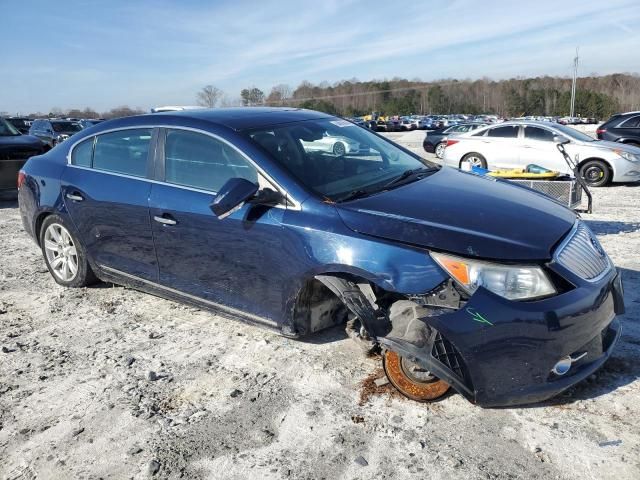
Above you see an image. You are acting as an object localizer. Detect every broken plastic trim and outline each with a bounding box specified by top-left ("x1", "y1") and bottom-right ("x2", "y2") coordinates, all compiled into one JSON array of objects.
[{"x1": 315, "y1": 275, "x2": 473, "y2": 400}]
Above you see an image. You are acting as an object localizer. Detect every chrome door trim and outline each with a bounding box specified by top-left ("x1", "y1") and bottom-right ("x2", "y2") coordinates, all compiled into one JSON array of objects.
[
  {"x1": 98, "y1": 264, "x2": 279, "y2": 327},
  {"x1": 66, "y1": 124, "x2": 301, "y2": 210}
]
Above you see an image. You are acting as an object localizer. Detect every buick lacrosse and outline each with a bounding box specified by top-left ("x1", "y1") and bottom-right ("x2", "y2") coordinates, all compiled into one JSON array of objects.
[{"x1": 18, "y1": 108, "x2": 623, "y2": 406}]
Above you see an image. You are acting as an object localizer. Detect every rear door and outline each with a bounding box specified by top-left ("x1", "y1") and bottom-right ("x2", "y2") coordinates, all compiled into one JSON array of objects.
[
  {"x1": 148, "y1": 128, "x2": 288, "y2": 324},
  {"x1": 479, "y1": 125, "x2": 522, "y2": 168},
  {"x1": 62, "y1": 128, "x2": 159, "y2": 281}
]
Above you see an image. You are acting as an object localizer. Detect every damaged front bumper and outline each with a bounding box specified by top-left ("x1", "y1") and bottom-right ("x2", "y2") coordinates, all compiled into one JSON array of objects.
[{"x1": 380, "y1": 268, "x2": 624, "y2": 407}]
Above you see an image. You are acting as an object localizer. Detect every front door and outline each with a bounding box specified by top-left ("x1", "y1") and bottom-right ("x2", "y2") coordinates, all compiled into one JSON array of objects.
[
  {"x1": 148, "y1": 128, "x2": 288, "y2": 324},
  {"x1": 62, "y1": 128, "x2": 158, "y2": 281},
  {"x1": 520, "y1": 125, "x2": 571, "y2": 174}
]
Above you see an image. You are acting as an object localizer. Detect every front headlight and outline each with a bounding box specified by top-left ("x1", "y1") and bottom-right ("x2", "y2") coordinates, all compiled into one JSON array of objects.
[
  {"x1": 431, "y1": 252, "x2": 557, "y2": 300},
  {"x1": 614, "y1": 149, "x2": 640, "y2": 162}
]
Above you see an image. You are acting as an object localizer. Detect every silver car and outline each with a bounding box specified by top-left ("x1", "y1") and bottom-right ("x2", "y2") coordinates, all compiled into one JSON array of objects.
[
  {"x1": 300, "y1": 132, "x2": 363, "y2": 156},
  {"x1": 442, "y1": 121, "x2": 640, "y2": 186}
]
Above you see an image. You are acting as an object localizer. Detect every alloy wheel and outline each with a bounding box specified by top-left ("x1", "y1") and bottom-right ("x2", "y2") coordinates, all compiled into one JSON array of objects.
[
  {"x1": 43, "y1": 223, "x2": 79, "y2": 282},
  {"x1": 435, "y1": 142, "x2": 446, "y2": 158}
]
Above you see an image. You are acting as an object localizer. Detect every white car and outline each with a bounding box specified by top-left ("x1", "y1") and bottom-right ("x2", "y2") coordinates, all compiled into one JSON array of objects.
[
  {"x1": 442, "y1": 121, "x2": 640, "y2": 186},
  {"x1": 300, "y1": 132, "x2": 363, "y2": 156}
]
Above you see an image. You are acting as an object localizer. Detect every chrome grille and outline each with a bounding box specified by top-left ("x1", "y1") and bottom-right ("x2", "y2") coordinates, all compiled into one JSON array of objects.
[{"x1": 554, "y1": 222, "x2": 611, "y2": 280}]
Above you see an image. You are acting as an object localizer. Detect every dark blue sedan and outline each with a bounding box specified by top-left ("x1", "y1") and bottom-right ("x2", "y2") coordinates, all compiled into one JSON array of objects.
[{"x1": 17, "y1": 108, "x2": 623, "y2": 406}]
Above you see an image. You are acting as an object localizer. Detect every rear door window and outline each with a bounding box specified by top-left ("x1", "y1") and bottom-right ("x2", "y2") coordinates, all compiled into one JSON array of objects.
[
  {"x1": 619, "y1": 116, "x2": 640, "y2": 128},
  {"x1": 487, "y1": 126, "x2": 519, "y2": 138},
  {"x1": 93, "y1": 129, "x2": 152, "y2": 177},
  {"x1": 164, "y1": 129, "x2": 258, "y2": 192}
]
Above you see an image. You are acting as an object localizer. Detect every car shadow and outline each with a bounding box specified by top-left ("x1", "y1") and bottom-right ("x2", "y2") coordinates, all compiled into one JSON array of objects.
[
  {"x1": 0, "y1": 198, "x2": 18, "y2": 209},
  {"x1": 584, "y1": 219, "x2": 640, "y2": 235}
]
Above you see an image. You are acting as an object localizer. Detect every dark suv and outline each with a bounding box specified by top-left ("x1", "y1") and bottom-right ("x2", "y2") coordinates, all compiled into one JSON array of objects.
[
  {"x1": 597, "y1": 111, "x2": 640, "y2": 147},
  {"x1": 29, "y1": 119, "x2": 83, "y2": 148}
]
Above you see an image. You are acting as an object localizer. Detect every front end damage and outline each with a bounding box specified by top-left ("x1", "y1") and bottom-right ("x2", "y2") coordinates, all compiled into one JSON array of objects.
[{"x1": 316, "y1": 266, "x2": 624, "y2": 407}]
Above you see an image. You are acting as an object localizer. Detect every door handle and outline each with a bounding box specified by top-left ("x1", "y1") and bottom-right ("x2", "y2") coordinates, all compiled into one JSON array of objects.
[
  {"x1": 66, "y1": 193, "x2": 84, "y2": 202},
  {"x1": 154, "y1": 215, "x2": 177, "y2": 226}
]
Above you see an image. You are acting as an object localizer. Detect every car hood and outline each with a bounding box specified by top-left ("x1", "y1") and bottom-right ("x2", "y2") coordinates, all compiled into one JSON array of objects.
[{"x1": 335, "y1": 167, "x2": 577, "y2": 261}]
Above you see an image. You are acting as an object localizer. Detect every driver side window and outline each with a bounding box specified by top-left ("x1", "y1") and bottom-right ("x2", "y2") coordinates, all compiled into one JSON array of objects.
[
  {"x1": 524, "y1": 126, "x2": 556, "y2": 142},
  {"x1": 164, "y1": 129, "x2": 258, "y2": 192}
]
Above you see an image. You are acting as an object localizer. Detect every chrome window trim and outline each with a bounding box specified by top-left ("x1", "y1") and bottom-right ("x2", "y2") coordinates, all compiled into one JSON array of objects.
[
  {"x1": 551, "y1": 221, "x2": 612, "y2": 283},
  {"x1": 66, "y1": 124, "x2": 301, "y2": 210},
  {"x1": 98, "y1": 264, "x2": 278, "y2": 327}
]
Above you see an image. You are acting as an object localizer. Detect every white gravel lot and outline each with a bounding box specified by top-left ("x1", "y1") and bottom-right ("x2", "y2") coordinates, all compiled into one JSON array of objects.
[{"x1": 0, "y1": 132, "x2": 639, "y2": 479}]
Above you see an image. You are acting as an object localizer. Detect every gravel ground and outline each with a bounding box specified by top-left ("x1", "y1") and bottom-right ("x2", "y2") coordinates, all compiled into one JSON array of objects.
[{"x1": 0, "y1": 142, "x2": 639, "y2": 479}]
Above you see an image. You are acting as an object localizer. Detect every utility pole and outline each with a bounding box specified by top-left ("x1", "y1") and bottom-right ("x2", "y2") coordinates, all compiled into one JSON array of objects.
[{"x1": 570, "y1": 47, "x2": 579, "y2": 118}]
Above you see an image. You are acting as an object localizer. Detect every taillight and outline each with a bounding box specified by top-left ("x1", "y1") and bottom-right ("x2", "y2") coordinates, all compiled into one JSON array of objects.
[
  {"x1": 17, "y1": 171, "x2": 26, "y2": 189},
  {"x1": 596, "y1": 128, "x2": 606, "y2": 135},
  {"x1": 446, "y1": 139, "x2": 459, "y2": 148}
]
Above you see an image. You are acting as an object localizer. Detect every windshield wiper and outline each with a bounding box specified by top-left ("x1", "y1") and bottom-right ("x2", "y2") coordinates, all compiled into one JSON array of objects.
[
  {"x1": 383, "y1": 167, "x2": 437, "y2": 189},
  {"x1": 336, "y1": 189, "x2": 377, "y2": 203}
]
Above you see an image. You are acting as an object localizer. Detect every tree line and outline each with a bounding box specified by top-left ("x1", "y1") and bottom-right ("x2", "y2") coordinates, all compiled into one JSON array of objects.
[
  {"x1": 11, "y1": 73, "x2": 637, "y2": 121},
  {"x1": 201, "y1": 73, "x2": 640, "y2": 119}
]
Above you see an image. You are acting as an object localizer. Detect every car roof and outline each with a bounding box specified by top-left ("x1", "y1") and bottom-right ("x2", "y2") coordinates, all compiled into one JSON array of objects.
[{"x1": 148, "y1": 107, "x2": 333, "y2": 130}]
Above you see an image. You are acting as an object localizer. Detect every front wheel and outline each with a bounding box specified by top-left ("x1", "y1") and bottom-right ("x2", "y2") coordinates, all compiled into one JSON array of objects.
[
  {"x1": 383, "y1": 350, "x2": 450, "y2": 402},
  {"x1": 40, "y1": 215, "x2": 97, "y2": 287},
  {"x1": 333, "y1": 142, "x2": 346, "y2": 156},
  {"x1": 580, "y1": 159, "x2": 611, "y2": 187}
]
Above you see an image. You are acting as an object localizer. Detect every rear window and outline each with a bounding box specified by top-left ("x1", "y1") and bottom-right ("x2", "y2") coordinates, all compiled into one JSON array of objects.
[
  {"x1": 71, "y1": 138, "x2": 94, "y2": 167},
  {"x1": 92, "y1": 129, "x2": 152, "y2": 177}
]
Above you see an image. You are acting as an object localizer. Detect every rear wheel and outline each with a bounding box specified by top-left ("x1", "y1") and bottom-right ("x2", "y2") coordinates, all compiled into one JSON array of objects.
[
  {"x1": 40, "y1": 215, "x2": 97, "y2": 287},
  {"x1": 383, "y1": 350, "x2": 450, "y2": 402},
  {"x1": 580, "y1": 159, "x2": 611, "y2": 187},
  {"x1": 460, "y1": 152, "x2": 487, "y2": 169},
  {"x1": 435, "y1": 142, "x2": 446, "y2": 159}
]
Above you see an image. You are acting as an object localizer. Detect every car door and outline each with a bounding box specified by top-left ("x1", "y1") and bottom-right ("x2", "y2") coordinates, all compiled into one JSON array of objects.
[
  {"x1": 520, "y1": 125, "x2": 570, "y2": 173},
  {"x1": 148, "y1": 128, "x2": 288, "y2": 324},
  {"x1": 478, "y1": 125, "x2": 522, "y2": 169},
  {"x1": 62, "y1": 128, "x2": 159, "y2": 281}
]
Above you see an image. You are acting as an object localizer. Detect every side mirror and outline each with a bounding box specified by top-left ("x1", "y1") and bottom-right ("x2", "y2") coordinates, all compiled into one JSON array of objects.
[
  {"x1": 553, "y1": 135, "x2": 569, "y2": 144},
  {"x1": 210, "y1": 178, "x2": 259, "y2": 219}
]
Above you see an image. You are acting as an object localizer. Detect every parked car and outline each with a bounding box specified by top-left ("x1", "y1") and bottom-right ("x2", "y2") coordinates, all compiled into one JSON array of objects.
[
  {"x1": 18, "y1": 108, "x2": 623, "y2": 407},
  {"x1": 6, "y1": 117, "x2": 33, "y2": 135},
  {"x1": 300, "y1": 131, "x2": 364, "y2": 156},
  {"x1": 29, "y1": 119, "x2": 82, "y2": 148},
  {"x1": 596, "y1": 111, "x2": 640, "y2": 148},
  {"x1": 78, "y1": 119, "x2": 105, "y2": 129},
  {"x1": 423, "y1": 123, "x2": 487, "y2": 158},
  {"x1": 0, "y1": 117, "x2": 46, "y2": 193},
  {"x1": 442, "y1": 121, "x2": 640, "y2": 186},
  {"x1": 399, "y1": 118, "x2": 416, "y2": 131}
]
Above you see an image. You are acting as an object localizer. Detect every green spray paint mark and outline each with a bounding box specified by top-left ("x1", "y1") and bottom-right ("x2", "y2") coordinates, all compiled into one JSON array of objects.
[{"x1": 466, "y1": 308, "x2": 494, "y2": 326}]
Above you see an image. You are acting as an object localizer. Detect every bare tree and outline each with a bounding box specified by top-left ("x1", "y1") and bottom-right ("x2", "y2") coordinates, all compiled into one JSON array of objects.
[
  {"x1": 266, "y1": 84, "x2": 292, "y2": 105},
  {"x1": 196, "y1": 85, "x2": 223, "y2": 108}
]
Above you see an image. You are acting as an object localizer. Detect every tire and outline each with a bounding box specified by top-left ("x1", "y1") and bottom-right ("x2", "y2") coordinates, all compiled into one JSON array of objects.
[
  {"x1": 460, "y1": 152, "x2": 487, "y2": 169},
  {"x1": 435, "y1": 142, "x2": 446, "y2": 159},
  {"x1": 579, "y1": 159, "x2": 611, "y2": 187},
  {"x1": 333, "y1": 142, "x2": 346, "y2": 156},
  {"x1": 39, "y1": 214, "x2": 97, "y2": 287}
]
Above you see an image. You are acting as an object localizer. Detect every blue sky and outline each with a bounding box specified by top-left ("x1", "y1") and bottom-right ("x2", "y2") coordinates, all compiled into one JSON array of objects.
[{"x1": 2, "y1": 0, "x2": 639, "y2": 114}]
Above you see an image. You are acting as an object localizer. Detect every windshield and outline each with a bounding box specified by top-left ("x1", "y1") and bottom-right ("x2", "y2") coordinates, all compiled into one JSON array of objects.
[
  {"x1": 553, "y1": 124, "x2": 595, "y2": 142},
  {"x1": 245, "y1": 118, "x2": 438, "y2": 201},
  {"x1": 0, "y1": 118, "x2": 21, "y2": 136},
  {"x1": 52, "y1": 121, "x2": 82, "y2": 133}
]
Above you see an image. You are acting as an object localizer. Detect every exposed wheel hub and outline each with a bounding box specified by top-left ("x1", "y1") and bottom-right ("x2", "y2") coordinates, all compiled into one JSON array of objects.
[{"x1": 383, "y1": 350, "x2": 450, "y2": 402}]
